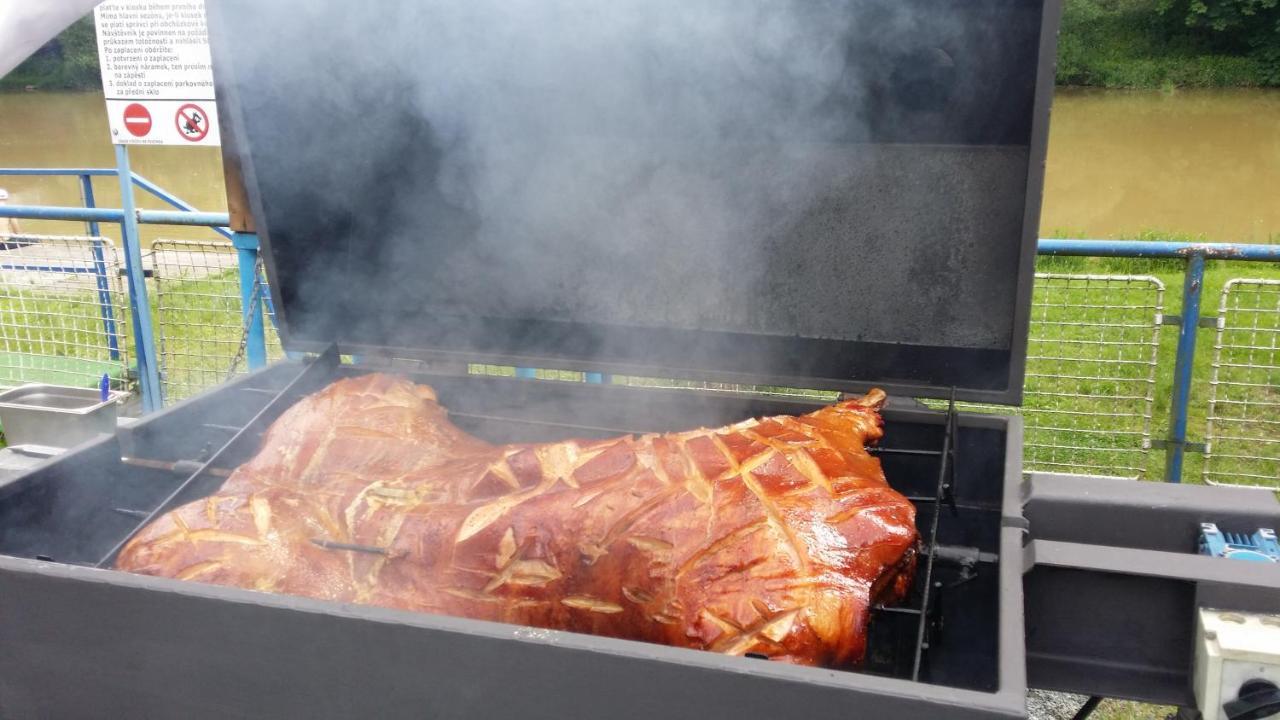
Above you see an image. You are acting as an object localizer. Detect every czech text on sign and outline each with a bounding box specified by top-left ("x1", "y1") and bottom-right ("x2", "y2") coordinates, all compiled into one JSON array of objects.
[{"x1": 95, "y1": 0, "x2": 220, "y2": 146}]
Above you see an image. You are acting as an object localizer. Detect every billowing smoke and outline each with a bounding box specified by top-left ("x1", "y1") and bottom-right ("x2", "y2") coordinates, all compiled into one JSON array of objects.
[{"x1": 212, "y1": 0, "x2": 1043, "y2": 385}]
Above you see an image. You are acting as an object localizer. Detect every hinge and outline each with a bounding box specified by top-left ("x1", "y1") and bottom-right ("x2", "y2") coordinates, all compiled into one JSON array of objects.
[{"x1": 1151, "y1": 438, "x2": 1207, "y2": 454}]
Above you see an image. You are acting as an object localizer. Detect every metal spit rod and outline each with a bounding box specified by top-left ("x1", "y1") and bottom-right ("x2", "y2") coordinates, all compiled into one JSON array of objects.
[{"x1": 96, "y1": 345, "x2": 341, "y2": 567}]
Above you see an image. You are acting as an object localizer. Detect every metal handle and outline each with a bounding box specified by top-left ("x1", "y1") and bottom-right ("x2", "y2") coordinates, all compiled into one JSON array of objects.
[{"x1": 1224, "y1": 680, "x2": 1280, "y2": 720}]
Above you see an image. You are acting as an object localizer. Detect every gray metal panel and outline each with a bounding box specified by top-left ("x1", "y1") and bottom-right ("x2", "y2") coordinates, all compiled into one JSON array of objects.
[
  {"x1": 207, "y1": 0, "x2": 1060, "y2": 404},
  {"x1": 1021, "y1": 473, "x2": 1280, "y2": 706},
  {"x1": 0, "y1": 558, "x2": 1026, "y2": 720},
  {"x1": 1022, "y1": 472, "x2": 1280, "y2": 553}
]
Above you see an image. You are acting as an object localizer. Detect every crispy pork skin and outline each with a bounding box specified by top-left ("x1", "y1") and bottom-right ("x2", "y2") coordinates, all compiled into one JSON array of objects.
[{"x1": 117, "y1": 374, "x2": 917, "y2": 667}]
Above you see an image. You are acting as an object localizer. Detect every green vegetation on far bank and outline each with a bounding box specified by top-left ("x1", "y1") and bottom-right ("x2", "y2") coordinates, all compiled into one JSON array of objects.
[
  {"x1": 5, "y1": 2, "x2": 1280, "y2": 93},
  {"x1": 0, "y1": 17, "x2": 100, "y2": 91},
  {"x1": 1060, "y1": 0, "x2": 1280, "y2": 88}
]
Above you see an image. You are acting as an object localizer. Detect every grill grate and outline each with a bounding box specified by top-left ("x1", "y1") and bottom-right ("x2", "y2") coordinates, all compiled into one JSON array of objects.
[{"x1": 866, "y1": 389, "x2": 993, "y2": 683}]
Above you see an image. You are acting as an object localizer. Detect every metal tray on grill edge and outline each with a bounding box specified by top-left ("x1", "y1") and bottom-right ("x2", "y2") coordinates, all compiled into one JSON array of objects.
[{"x1": 0, "y1": 362, "x2": 1029, "y2": 719}]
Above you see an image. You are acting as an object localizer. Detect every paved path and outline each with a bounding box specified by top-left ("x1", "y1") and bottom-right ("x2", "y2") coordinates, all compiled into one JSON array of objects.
[{"x1": 0, "y1": 239, "x2": 237, "y2": 292}]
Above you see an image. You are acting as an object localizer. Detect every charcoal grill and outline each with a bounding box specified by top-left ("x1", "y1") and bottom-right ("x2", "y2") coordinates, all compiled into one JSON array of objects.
[{"x1": 1, "y1": 1, "x2": 1277, "y2": 718}]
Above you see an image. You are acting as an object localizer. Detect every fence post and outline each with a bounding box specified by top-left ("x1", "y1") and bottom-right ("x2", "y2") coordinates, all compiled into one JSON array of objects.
[
  {"x1": 80, "y1": 174, "x2": 122, "y2": 362},
  {"x1": 232, "y1": 232, "x2": 267, "y2": 370},
  {"x1": 114, "y1": 146, "x2": 163, "y2": 412},
  {"x1": 1164, "y1": 252, "x2": 1206, "y2": 483}
]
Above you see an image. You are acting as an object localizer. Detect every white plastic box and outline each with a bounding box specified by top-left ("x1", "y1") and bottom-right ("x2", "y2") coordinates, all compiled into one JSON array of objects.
[{"x1": 1194, "y1": 608, "x2": 1280, "y2": 720}]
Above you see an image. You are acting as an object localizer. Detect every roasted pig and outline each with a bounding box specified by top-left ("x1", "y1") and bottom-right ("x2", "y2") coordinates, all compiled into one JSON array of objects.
[{"x1": 117, "y1": 374, "x2": 918, "y2": 667}]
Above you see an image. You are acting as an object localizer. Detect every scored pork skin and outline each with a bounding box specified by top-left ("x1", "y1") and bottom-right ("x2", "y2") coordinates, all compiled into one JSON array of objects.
[{"x1": 117, "y1": 374, "x2": 918, "y2": 667}]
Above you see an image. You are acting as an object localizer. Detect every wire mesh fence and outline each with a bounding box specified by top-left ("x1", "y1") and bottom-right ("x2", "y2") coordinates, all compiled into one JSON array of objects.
[
  {"x1": 152, "y1": 239, "x2": 283, "y2": 403},
  {"x1": 1014, "y1": 273, "x2": 1165, "y2": 478},
  {"x1": 0, "y1": 237, "x2": 1215, "y2": 483},
  {"x1": 0, "y1": 234, "x2": 132, "y2": 392},
  {"x1": 1204, "y1": 279, "x2": 1280, "y2": 490}
]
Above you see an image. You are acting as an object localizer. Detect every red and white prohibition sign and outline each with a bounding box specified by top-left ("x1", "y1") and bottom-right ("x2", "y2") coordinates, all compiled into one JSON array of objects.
[{"x1": 175, "y1": 103, "x2": 211, "y2": 142}]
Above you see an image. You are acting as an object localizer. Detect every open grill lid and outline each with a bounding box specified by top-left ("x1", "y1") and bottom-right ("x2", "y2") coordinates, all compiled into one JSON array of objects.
[{"x1": 207, "y1": 0, "x2": 1060, "y2": 405}]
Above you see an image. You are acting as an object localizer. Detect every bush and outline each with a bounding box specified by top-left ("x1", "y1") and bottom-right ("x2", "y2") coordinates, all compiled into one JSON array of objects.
[{"x1": 1058, "y1": 0, "x2": 1280, "y2": 86}]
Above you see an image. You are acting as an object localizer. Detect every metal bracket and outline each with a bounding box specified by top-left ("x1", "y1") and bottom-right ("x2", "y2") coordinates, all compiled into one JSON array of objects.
[
  {"x1": 1152, "y1": 438, "x2": 1208, "y2": 454},
  {"x1": 1160, "y1": 314, "x2": 1219, "y2": 329}
]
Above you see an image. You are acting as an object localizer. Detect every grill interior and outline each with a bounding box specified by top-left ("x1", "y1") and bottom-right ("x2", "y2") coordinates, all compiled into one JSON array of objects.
[{"x1": 0, "y1": 356, "x2": 1007, "y2": 692}]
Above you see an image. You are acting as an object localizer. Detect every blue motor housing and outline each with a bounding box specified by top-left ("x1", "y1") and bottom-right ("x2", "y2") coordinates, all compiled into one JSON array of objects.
[{"x1": 1199, "y1": 523, "x2": 1280, "y2": 563}]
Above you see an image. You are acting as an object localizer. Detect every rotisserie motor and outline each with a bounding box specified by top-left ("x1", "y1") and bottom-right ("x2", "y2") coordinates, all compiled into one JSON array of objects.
[{"x1": 117, "y1": 374, "x2": 918, "y2": 667}]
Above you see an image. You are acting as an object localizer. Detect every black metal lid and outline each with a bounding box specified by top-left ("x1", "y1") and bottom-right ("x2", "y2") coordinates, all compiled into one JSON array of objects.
[{"x1": 208, "y1": 0, "x2": 1061, "y2": 404}]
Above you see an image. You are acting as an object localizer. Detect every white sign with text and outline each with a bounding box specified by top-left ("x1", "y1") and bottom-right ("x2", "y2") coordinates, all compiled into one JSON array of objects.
[{"x1": 95, "y1": 0, "x2": 220, "y2": 146}]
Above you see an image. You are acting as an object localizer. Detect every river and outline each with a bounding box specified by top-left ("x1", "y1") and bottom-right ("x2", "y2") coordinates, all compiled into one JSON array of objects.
[{"x1": 1, "y1": 88, "x2": 1278, "y2": 245}]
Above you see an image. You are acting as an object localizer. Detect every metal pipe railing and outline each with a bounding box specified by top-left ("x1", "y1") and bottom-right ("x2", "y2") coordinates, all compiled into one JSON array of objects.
[
  {"x1": 1039, "y1": 238, "x2": 1280, "y2": 262},
  {"x1": 1, "y1": 177, "x2": 1278, "y2": 482},
  {"x1": 0, "y1": 204, "x2": 231, "y2": 229},
  {"x1": 0, "y1": 168, "x2": 243, "y2": 413}
]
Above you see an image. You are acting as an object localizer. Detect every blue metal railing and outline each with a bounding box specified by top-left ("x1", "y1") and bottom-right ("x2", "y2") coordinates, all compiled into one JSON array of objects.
[
  {"x1": 1, "y1": 173, "x2": 1278, "y2": 482},
  {"x1": 0, "y1": 165, "x2": 236, "y2": 412},
  {"x1": 1038, "y1": 239, "x2": 1280, "y2": 482}
]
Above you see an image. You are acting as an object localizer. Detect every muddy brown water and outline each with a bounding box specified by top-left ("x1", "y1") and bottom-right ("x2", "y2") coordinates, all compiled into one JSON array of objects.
[{"x1": 1, "y1": 88, "x2": 1278, "y2": 246}]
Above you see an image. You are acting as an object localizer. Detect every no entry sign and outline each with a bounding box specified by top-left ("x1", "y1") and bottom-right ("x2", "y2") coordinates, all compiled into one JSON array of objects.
[
  {"x1": 122, "y1": 103, "x2": 152, "y2": 137},
  {"x1": 95, "y1": 0, "x2": 220, "y2": 146}
]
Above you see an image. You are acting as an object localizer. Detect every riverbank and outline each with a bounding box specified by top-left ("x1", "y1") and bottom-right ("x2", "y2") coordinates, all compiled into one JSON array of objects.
[
  {"x1": 4, "y1": 3, "x2": 1279, "y2": 93},
  {"x1": 2, "y1": 88, "x2": 1279, "y2": 243}
]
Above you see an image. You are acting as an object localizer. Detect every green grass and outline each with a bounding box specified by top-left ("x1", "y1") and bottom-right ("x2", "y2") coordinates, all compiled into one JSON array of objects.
[
  {"x1": 0, "y1": 267, "x2": 283, "y2": 417},
  {"x1": 0, "y1": 287, "x2": 134, "y2": 393}
]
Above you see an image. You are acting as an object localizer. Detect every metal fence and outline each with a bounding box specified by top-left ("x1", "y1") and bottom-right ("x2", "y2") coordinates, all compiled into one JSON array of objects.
[
  {"x1": 0, "y1": 234, "x2": 131, "y2": 392},
  {"x1": 153, "y1": 239, "x2": 282, "y2": 402},
  {"x1": 2, "y1": 180, "x2": 1279, "y2": 485},
  {"x1": 1019, "y1": 274, "x2": 1164, "y2": 479},
  {"x1": 0, "y1": 234, "x2": 1262, "y2": 487},
  {"x1": 1205, "y1": 279, "x2": 1280, "y2": 490}
]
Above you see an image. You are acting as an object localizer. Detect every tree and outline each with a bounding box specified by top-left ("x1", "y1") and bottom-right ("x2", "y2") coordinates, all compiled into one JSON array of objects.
[
  {"x1": 1157, "y1": 0, "x2": 1280, "y2": 81},
  {"x1": 1158, "y1": 0, "x2": 1280, "y2": 34},
  {"x1": 2, "y1": 16, "x2": 100, "y2": 90}
]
